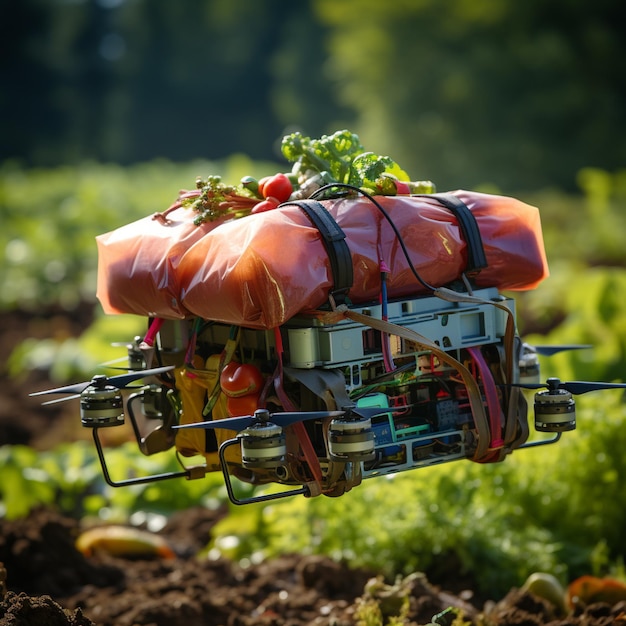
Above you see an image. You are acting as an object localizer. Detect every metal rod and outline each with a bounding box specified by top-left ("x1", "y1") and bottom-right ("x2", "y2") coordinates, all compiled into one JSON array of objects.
[
  {"x1": 218, "y1": 438, "x2": 308, "y2": 505},
  {"x1": 92, "y1": 428, "x2": 189, "y2": 487},
  {"x1": 518, "y1": 432, "x2": 562, "y2": 449}
]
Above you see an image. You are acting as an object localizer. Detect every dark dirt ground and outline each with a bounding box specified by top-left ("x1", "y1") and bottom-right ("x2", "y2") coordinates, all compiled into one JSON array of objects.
[{"x1": 2, "y1": 307, "x2": 626, "y2": 625}]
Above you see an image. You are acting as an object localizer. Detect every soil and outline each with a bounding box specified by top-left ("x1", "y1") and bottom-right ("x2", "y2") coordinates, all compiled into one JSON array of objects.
[{"x1": 2, "y1": 307, "x2": 626, "y2": 625}]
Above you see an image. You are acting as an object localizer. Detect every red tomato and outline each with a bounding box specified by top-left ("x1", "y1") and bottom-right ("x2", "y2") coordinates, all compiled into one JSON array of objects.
[
  {"x1": 250, "y1": 197, "x2": 280, "y2": 214},
  {"x1": 261, "y1": 173, "x2": 292, "y2": 203},
  {"x1": 227, "y1": 394, "x2": 262, "y2": 418},
  {"x1": 220, "y1": 362, "x2": 264, "y2": 398},
  {"x1": 220, "y1": 362, "x2": 265, "y2": 417},
  {"x1": 257, "y1": 176, "x2": 272, "y2": 197}
]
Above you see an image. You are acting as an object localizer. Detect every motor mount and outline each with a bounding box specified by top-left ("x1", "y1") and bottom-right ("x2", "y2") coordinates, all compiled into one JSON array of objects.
[
  {"x1": 80, "y1": 376, "x2": 125, "y2": 428},
  {"x1": 534, "y1": 377, "x2": 576, "y2": 432},
  {"x1": 239, "y1": 410, "x2": 287, "y2": 469},
  {"x1": 328, "y1": 416, "x2": 375, "y2": 462}
]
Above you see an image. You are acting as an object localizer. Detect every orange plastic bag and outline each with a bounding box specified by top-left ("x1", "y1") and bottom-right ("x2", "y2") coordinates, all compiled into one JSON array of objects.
[
  {"x1": 96, "y1": 191, "x2": 548, "y2": 328},
  {"x1": 95, "y1": 206, "x2": 226, "y2": 319},
  {"x1": 177, "y1": 191, "x2": 548, "y2": 327}
]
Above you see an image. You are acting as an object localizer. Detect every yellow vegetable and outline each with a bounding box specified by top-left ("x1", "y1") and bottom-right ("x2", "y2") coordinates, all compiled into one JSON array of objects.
[
  {"x1": 76, "y1": 525, "x2": 176, "y2": 559},
  {"x1": 521, "y1": 572, "x2": 567, "y2": 614}
]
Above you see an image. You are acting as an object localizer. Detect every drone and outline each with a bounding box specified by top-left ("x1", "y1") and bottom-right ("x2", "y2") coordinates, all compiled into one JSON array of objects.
[
  {"x1": 31, "y1": 286, "x2": 626, "y2": 506},
  {"x1": 29, "y1": 182, "x2": 626, "y2": 505}
]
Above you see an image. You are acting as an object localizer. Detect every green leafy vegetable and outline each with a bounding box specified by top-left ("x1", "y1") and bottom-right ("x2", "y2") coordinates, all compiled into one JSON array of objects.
[
  {"x1": 281, "y1": 129, "x2": 364, "y2": 183},
  {"x1": 280, "y1": 129, "x2": 414, "y2": 194},
  {"x1": 181, "y1": 175, "x2": 259, "y2": 225},
  {"x1": 349, "y1": 151, "x2": 397, "y2": 188}
]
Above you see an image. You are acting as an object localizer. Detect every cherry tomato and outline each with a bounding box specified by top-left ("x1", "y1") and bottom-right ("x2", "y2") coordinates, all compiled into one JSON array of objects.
[
  {"x1": 261, "y1": 173, "x2": 292, "y2": 203},
  {"x1": 220, "y1": 362, "x2": 265, "y2": 417},
  {"x1": 220, "y1": 362, "x2": 264, "y2": 398},
  {"x1": 250, "y1": 197, "x2": 280, "y2": 214},
  {"x1": 257, "y1": 176, "x2": 272, "y2": 197}
]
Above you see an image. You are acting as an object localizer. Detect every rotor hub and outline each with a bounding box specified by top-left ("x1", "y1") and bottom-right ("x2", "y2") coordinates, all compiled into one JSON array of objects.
[{"x1": 128, "y1": 336, "x2": 147, "y2": 370}]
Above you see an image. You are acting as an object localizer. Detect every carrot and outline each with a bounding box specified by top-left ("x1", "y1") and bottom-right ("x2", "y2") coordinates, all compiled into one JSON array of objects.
[{"x1": 567, "y1": 575, "x2": 626, "y2": 608}]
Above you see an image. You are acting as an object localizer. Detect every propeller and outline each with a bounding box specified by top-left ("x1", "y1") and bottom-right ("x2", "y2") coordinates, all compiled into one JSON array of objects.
[
  {"x1": 524, "y1": 343, "x2": 593, "y2": 357},
  {"x1": 511, "y1": 377, "x2": 626, "y2": 395},
  {"x1": 30, "y1": 365, "x2": 175, "y2": 399},
  {"x1": 174, "y1": 409, "x2": 345, "y2": 432},
  {"x1": 173, "y1": 403, "x2": 395, "y2": 433}
]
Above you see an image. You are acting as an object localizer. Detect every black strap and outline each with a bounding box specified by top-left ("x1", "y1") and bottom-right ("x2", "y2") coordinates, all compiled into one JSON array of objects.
[
  {"x1": 426, "y1": 193, "x2": 488, "y2": 276},
  {"x1": 283, "y1": 199, "x2": 353, "y2": 303}
]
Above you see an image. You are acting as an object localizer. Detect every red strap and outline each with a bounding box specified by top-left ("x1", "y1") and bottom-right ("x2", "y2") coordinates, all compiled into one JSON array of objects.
[
  {"x1": 143, "y1": 317, "x2": 165, "y2": 346},
  {"x1": 467, "y1": 346, "x2": 504, "y2": 462}
]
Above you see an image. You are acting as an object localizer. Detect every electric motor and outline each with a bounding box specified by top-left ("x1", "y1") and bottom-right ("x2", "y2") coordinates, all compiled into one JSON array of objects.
[
  {"x1": 534, "y1": 385, "x2": 576, "y2": 432},
  {"x1": 328, "y1": 417, "x2": 375, "y2": 461},
  {"x1": 80, "y1": 376, "x2": 124, "y2": 428},
  {"x1": 239, "y1": 422, "x2": 287, "y2": 469}
]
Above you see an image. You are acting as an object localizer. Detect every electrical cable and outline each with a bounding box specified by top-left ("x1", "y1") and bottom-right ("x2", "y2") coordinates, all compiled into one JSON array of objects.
[{"x1": 309, "y1": 183, "x2": 438, "y2": 293}]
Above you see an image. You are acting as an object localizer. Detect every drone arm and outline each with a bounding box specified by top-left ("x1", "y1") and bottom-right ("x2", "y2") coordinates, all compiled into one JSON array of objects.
[
  {"x1": 92, "y1": 428, "x2": 192, "y2": 487},
  {"x1": 217, "y1": 438, "x2": 309, "y2": 505}
]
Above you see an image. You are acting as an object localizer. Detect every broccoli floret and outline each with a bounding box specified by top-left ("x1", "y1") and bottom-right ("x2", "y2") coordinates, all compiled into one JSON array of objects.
[
  {"x1": 280, "y1": 129, "x2": 412, "y2": 194},
  {"x1": 281, "y1": 129, "x2": 364, "y2": 183}
]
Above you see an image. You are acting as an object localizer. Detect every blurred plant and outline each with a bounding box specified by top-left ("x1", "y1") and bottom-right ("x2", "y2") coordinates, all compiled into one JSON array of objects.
[
  {"x1": 207, "y1": 389, "x2": 626, "y2": 598},
  {"x1": 353, "y1": 574, "x2": 412, "y2": 626},
  {"x1": 0, "y1": 441, "x2": 224, "y2": 522},
  {"x1": 8, "y1": 310, "x2": 146, "y2": 383},
  {"x1": 0, "y1": 157, "x2": 278, "y2": 311},
  {"x1": 518, "y1": 266, "x2": 626, "y2": 385}
]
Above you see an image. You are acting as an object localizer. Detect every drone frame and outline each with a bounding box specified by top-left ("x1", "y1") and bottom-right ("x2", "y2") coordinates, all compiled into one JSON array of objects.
[{"x1": 90, "y1": 425, "x2": 197, "y2": 488}]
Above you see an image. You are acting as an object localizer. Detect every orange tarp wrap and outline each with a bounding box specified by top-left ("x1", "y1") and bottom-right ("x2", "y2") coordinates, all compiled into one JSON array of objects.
[
  {"x1": 96, "y1": 191, "x2": 548, "y2": 328},
  {"x1": 96, "y1": 208, "x2": 227, "y2": 319}
]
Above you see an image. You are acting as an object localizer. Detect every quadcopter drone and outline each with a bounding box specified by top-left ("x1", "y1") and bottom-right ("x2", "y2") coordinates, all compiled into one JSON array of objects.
[
  {"x1": 29, "y1": 178, "x2": 626, "y2": 505},
  {"x1": 31, "y1": 285, "x2": 624, "y2": 506}
]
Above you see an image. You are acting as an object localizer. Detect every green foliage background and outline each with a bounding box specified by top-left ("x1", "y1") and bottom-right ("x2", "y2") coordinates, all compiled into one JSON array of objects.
[{"x1": 3, "y1": 0, "x2": 626, "y2": 192}]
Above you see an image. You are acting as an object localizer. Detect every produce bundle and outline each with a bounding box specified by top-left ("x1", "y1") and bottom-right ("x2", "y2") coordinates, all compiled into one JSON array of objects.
[{"x1": 96, "y1": 130, "x2": 548, "y2": 327}]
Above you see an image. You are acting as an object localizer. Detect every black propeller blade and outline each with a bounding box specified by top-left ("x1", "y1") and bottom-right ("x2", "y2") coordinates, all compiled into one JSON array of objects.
[
  {"x1": 561, "y1": 381, "x2": 626, "y2": 395},
  {"x1": 529, "y1": 344, "x2": 593, "y2": 357},
  {"x1": 30, "y1": 365, "x2": 175, "y2": 398},
  {"x1": 511, "y1": 377, "x2": 626, "y2": 395},
  {"x1": 40, "y1": 394, "x2": 82, "y2": 406},
  {"x1": 174, "y1": 409, "x2": 345, "y2": 432}
]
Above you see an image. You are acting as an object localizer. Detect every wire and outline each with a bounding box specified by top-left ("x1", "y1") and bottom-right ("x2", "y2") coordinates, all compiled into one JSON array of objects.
[
  {"x1": 310, "y1": 183, "x2": 437, "y2": 293},
  {"x1": 380, "y1": 269, "x2": 395, "y2": 373}
]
